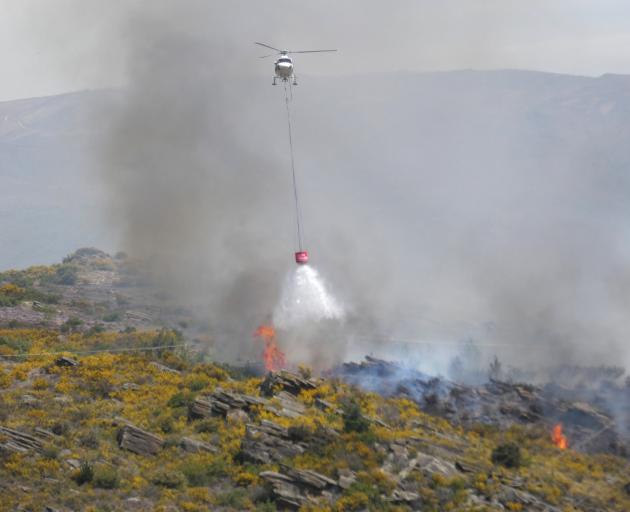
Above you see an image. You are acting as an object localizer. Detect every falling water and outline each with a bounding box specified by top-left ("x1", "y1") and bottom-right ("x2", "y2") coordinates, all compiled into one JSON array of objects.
[{"x1": 273, "y1": 265, "x2": 345, "y2": 329}]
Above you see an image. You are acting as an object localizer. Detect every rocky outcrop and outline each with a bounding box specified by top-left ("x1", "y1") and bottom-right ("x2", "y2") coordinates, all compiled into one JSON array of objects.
[
  {"x1": 190, "y1": 382, "x2": 311, "y2": 425},
  {"x1": 260, "y1": 370, "x2": 318, "y2": 397},
  {"x1": 117, "y1": 425, "x2": 163, "y2": 455},
  {"x1": 33, "y1": 427, "x2": 56, "y2": 440},
  {"x1": 55, "y1": 356, "x2": 78, "y2": 367},
  {"x1": 562, "y1": 402, "x2": 610, "y2": 430},
  {"x1": 20, "y1": 394, "x2": 39, "y2": 407},
  {"x1": 412, "y1": 452, "x2": 457, "y2": 477},
  {"x1": 337, "y1": 469, "x2": 357, "y2": 490},
  {"x1": 189, "y1": 397, "x2": 215, "y2": 418},
  {"x1": 497, "y1": 485, "x2": 562, "y2": 512},
  {"x1": 0, "y1": 426, "x2": 44, "y2": 453},
  {"x1": 284, "y1": 467, "x2": 338, "y2": 489},
  {"x1": 389, "y1": 489, "x2": 422, "y2": 506},
  {"x1": 189, "y1": 387, "x2": 267, "y2": 419},
  {"x1": 314, "y1": 398, "x2": 342, "y2": 414},
  {"x1": 239, "y1": 420, "x2": 305, "y2": 464},
  {"x1": 180, "y1": 436, "x2": 218, "y2": 454},
  {"x1": 260, "y1": 471, "x2": 304, "y2": 509},
  {"x1": 382, "y1": 440, "x2": 459, "y2": 483},
  {"x1": 149, "y1": 362, "x2": 180, "y2": 374},
  {"x1": 265, "y1": 391, "x2": 306, "y2": 419},
  {"x1": 226, "y1": 409, "x2": 249, "y2": 424},
  {"x1": 260, "y1": 467, "x2": 339, "y2": 509}
]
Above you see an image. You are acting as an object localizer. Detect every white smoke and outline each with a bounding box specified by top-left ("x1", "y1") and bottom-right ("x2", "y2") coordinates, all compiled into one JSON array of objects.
[{"x1": 273, "y1": 265, "x2": 345, "y2": 329}]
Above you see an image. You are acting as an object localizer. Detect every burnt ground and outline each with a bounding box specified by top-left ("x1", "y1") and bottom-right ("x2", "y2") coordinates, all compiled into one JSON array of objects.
[{"x1": 335, "y1": 356, "x2": 630, "y2": 458}]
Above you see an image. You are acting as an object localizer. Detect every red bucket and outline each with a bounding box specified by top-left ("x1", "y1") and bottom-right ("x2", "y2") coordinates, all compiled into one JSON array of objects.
[{"x1": 295, "y1": 251, "x2": 309, "y2": 264}]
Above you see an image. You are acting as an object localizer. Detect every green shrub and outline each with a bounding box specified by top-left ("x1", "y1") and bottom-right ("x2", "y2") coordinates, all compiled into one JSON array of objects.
[
  {"x1": 159, "y1": 416, "x2": 175, "y2": 433},
  {"x1": 187, "y1": 377, "x2": 209, "y2": 392},
  {"x1": 195, "y1": 419, "x2": 219, "y2": 433},
  {"x1": 25, "y1": 289, "x2": 60, "y2": 304},
  {"x1": 60, "y1": 317, "x2": 83, "y2": 333},
  {"x1": 181, "y1": 459, "x2": 227, "y2": 486},
  {"x1": 103, "y1": 312, "x2": 122, "y2": 322},
  {"x1": 74, "y1": 461, "x2": 94, "y2": 485},
  {"x1": 54, "y1": 264, "x2": 79, "y2": 285},
  {"x1": 79, "y1": 429, "x2": 100, "y2": 449},
  {"x1": 449, "y1": 477, "x2": 467, "y2": 491},
  {"x1": 42, "y1": 445, "x2": 59, "y2": 460},
  {"x1": 341, "y1": 479, "x2": 389, "y2": 509},
  {"x1": 86, "y1": 323, "x2": 106, "y2": 336},
  {"x1": 216, "y1": 489, "x2": 248, "y2": 508},
  {"x1": 93, "y1": 465, "x2": 119, "y2": 489},
  {"x1": 0, "y1": 336, "x2": 31, "y2": 354},
  {"x1": 255, "y1": 501, "x2": 277, "y2": 512},
  {"x1": 168, "y1": 391, "x2": 194, "y2": 408},
  {"x1": 63, "y1": 247, "x2": 105, "y2": 262},
  {"x1": 163, "y1": 436, "x2": 180, "y2": 449},
  {"x1": 343, "y1": 399, "x2": 370, "y2": 434},
  {"x1": 0, "y1": 295, "x2": 17, "y2": 307},
  {"x1": 491, "y1": 442, "x2": 522, "y2": 469},
  {"x1": 152, "y1": 469, "x2": 186, "y2": 489},
  {"x1": 287, "y1": 425, "x2": 310, "y2": 442},
  {"x1": 51, "y1": 422, "x2": 69, "y2": 436}
]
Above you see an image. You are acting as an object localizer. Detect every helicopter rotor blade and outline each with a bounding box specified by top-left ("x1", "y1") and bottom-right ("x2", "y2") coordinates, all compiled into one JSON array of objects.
[
  {"x1": 288, "y1": 49, "x2": 338, "y2": 54},
  {"x1": 259, "y1": 54, "x2": 276, "y2": 59},
  {"x1": 254, "y1": 41, "x2": 282, "y2": 52}
]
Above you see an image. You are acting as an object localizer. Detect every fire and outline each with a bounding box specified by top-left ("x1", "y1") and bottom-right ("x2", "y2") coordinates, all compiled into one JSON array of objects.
[
  {"x1": 551, "y1": 423, "x2": 568, "y2": 450},
  {"x1": 254, "y1": 324, "x2": 286, "y2": 372}
]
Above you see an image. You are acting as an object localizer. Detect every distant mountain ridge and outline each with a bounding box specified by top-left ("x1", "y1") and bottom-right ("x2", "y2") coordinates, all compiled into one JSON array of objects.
[
  {"x1": 2, "y1": 70, "x2": 630, "y2": 270},
  {"x1": 0, "y1": 90, "x2": 116, "y2": 269}
]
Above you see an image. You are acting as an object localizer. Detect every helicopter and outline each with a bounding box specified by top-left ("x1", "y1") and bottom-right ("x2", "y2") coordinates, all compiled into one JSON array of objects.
[{"x1": 255, "y1": 42, "x2": 337, "y2": 85}]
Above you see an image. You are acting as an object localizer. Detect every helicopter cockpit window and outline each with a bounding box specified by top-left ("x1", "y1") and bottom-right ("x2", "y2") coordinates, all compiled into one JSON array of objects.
[{"x1": 278, "y1": 58, "x2": 291, "y2": 63}]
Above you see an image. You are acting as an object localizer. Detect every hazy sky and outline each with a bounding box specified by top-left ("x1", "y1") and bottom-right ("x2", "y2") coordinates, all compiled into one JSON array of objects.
[{"x1": 1, "y1": 0, "x2": 630, "y2": 101}]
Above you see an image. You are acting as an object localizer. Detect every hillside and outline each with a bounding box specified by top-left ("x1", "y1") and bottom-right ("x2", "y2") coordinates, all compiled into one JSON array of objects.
[{"x1": 1, "y1": 251, "x2": 630, "y2": 511}]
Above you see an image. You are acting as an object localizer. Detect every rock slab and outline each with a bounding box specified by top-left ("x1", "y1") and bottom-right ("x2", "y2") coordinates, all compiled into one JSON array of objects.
[
  {"x1": 117, "y1": 425, "x2": 163, "y2": 455},
  {"x1": 0, "y1": 426, "x2": 44, "y2": 453}
]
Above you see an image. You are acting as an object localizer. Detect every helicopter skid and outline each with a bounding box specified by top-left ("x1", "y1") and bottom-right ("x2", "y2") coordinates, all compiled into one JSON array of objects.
[{"x1": 272, "y1": 75, "x2": 296, "y2": 86}]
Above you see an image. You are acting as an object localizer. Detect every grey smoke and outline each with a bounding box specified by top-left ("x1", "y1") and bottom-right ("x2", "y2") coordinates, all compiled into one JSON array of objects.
[{"x1": 92, "y1": 2, "x2": 630, "y2": 370}]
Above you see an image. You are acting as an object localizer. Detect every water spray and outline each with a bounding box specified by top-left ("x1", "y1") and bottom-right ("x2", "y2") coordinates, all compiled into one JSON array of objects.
[
  {"x1": 273, "y1": 264, "x2": 344, "y2": 329},
  {"x1": 253, "y1": 47, "x2": 344, "y2": 371}
]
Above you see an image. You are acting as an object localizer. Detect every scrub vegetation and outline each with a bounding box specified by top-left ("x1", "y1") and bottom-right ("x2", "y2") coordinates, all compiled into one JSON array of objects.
[
  {"x1": 0, "y1": 252, "x2": 629, "y2": 510},
  {"x1": 0, "y1": 326, "x2": 629, "y2": 511}
]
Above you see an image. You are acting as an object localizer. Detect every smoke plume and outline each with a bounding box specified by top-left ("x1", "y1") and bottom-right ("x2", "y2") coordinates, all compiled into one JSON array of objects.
[{"x1": 93, "y1": 2, "x2": 630, "y2": 372}]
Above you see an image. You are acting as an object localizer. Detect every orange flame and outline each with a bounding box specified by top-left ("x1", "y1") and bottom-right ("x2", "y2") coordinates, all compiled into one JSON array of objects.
[
  {"x1": 254, "y1": 324, "x2": 286, "y2": 372},
  {"x1": 551, "y1": 423, "x2": 568, "y2": 449}
]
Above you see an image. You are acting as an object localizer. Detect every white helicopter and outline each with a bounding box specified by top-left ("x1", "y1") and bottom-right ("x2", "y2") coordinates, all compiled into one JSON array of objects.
[{"x1": 255, "y1": 42, "x2": 337, "y2": 85}]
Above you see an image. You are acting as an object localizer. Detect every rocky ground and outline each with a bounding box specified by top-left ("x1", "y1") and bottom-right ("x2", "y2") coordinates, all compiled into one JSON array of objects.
[
  {"x1": 1, "y1": 250, "x2": 630, "y2": 511},
  {"x1": 2, "y1": 346, "x2": 630, "y2": 511}
]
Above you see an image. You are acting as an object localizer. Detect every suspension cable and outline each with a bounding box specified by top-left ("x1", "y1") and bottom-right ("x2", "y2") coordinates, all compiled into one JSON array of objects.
[
  {"x1": 0, "y1": 343, "x2": 189, "y2": 358},
  {"x1": 283, "y1": 82, "x2": 304, "y2": 251}
]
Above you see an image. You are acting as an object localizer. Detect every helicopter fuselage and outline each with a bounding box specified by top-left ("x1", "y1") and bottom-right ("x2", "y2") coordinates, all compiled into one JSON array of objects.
[
  {"x1": 255, "y1": 42, "x2": 336, "y2": 86},
  {"x1": 274, "y1": 56, "x2": 294, "y2": 80}
]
